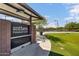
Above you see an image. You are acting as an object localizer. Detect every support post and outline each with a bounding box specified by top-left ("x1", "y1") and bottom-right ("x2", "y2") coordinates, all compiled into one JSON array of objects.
[
  {"x1": 29, "y1": 16, "x2": 36, "y2": 43},
  {"x1": 0, "y1": 20, "x2": 11, "y2": 56},
  {"x1": 29, "y1": 16, "x2": 32, "y2": 43}
]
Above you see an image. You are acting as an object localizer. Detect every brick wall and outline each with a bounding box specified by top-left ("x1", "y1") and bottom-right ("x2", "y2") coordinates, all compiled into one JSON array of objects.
[
  {"x1": 31, "y1": 25, "x2": 36, "y2": 43},
  {"x1": 0, "y1": 20, "x2": 11, "y2": 56},
  {"x1": 0, "y1": 20, "x2": 36, "y2": 55}
]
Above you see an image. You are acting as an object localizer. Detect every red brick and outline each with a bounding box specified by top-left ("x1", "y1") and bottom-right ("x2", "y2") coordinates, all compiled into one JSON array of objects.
[{"x1": 0, "y1": 20, "x2": 11, "y2": 56}]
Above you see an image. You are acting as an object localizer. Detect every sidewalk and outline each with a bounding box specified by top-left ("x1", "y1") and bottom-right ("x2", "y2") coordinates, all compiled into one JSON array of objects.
[
  {"x1": 35, "y1": 39, "x2": 51, "y2": 56},
  {"x1": 11, "y1": 36, "x2": 51, "y2": 56}
]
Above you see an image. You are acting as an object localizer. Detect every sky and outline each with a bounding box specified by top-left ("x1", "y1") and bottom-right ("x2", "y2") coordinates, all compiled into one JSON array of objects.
[{"x1": 28, "y1": 3, "x2": 79, "y2": 28}]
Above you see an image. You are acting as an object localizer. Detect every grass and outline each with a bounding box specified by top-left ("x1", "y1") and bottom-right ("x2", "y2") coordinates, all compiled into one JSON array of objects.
[{"x1": 45, "y1": 33, "x2": 79, "y2": 56}]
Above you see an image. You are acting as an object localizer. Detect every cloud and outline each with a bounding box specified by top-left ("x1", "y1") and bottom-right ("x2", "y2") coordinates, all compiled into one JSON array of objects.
[
  {"x1": 44, "y1": 15, "x2": 51, "y2": 20},
  {"x1": 65, "y1": 16, "x2": 74, "y2": 20},
  {"x1": 44, "y1": 15, "x2": 50, "y2": 18},
  {"x1": 64, "y1": 4, "x2": 79, "y2": 23},
  {"x1": 69, "y1": 4, "x2": 79, "y2": 16},
  {"x1": 44, "y1": 23, "x2": 57, "y2": 28},
  {"x1": 0, "y1": 14, "x2": 22, "y2": 22}
]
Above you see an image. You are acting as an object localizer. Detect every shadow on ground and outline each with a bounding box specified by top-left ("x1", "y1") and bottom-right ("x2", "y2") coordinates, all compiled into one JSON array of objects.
[
  {"x1": 11, "y1": 42, "x2": 64, "y2": 56},
  {"x1": 11, "y1": 35, "x2": 64, "y2": 56},
  {"x1": 49, "y1": 51, "x2": 64, "y2": 56},
  {"x1": 34, "y1": 43, "x2": 64, "y2": 56},
  {"x1": 45, "y1": 35, "x2": 64, "y2": 43}
]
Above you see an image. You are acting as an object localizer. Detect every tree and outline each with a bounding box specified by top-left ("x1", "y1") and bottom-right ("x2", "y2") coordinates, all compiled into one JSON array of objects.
[
  {"x1": 75, "y1": 23, "x2": 79, "y2": 31},
  {"x1": 44, "y1": 27, "x2": 56, "y2": 31},
  {"x1": 65, "y1": 22, "x2": 78, "y2": 31},
  {"x1": 32, "y1": 18, "x2": 47, "y2": 35},
  {"x1": 56, "y1": 27, "x2": 64, "y2": 31}
]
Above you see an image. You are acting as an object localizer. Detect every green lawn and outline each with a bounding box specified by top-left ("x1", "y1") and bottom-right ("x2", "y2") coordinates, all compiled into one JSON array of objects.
[{"x1": 45, "y1": 33, "x2": 79, "y2": 56}]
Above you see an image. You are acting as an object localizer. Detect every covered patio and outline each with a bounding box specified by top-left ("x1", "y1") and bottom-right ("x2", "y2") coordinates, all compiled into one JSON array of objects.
[{"x1": 0, "y1": 3, "x2": 45, "y2": 56}]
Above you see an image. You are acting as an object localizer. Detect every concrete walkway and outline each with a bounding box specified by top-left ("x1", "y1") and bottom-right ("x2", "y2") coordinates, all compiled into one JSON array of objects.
[{"x1": 11, "y1": 36, "x2": 51, "y2": 56}]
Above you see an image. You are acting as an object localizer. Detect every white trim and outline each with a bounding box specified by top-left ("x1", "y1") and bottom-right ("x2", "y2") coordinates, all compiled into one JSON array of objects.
[
  {"x1": 11, "y1": 34, "x2": 31, "y2": 39},
  {"x1": 11, "y1": 42, "x2": 31, "y2": 53}
]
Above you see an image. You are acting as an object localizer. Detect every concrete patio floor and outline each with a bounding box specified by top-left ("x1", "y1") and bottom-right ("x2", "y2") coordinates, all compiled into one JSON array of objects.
[{"x1": 11, "y1": 36, "x2": 51, "y2": 56}]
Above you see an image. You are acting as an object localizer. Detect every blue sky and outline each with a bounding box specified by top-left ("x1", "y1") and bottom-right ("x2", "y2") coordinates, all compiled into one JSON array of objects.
[{"x1": 28, "y1": 3, "x2": 79, "y2": 28}]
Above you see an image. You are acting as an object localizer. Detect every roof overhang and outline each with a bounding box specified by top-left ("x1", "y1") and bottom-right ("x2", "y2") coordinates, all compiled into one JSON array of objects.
[{"x1": 0, "y1": 3, "x2": 44, "y2": 21}]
